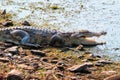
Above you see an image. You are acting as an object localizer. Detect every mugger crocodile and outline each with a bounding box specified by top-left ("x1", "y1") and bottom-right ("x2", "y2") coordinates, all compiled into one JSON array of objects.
[{"x1": 0, "y1": 26, "x2": 107, "y2": 47}]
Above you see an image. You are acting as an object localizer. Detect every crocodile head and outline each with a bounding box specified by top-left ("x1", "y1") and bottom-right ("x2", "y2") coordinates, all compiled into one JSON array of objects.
[{"x1": 62, "y1": 30, "x2": 107, "y2": 46}]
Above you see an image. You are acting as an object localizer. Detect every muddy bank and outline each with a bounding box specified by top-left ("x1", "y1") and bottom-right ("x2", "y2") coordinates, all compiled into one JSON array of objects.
[{"x1": 0, "y1": 41, "x2": 120, "y2": 80}]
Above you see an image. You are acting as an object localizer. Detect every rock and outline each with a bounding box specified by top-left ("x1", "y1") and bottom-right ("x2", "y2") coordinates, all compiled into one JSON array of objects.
[
  {"x1": 50, "y1": 60, "x2": 58, "y2": 64},
  {"x1": 75, "y1": 45, "x2": 84, "y2": 50},
  {"x1": 41, "y1": 57, "x2": 49, "y2": 62},
  {"x1": 50, "y1": 57, "x2": 58, "y2": 64},
  {"x1": 30, "y1": 63, "x2": 39, "y2": 69},
  {"x1": 78, "y1": 55, "x2": 85, "y2": 59},
  {"x1": 0, "y1": 73, "x2": 5, "y2": 80},
  {"x1": 88, "y1": 53, "x2": 93, "y2": 57},
  {"x1": 68, "y1": 62, "x2": 93, "y2": 72},
  {"x1": 57, "y1": 61, "x2": 66, "y2": 67},
  {"x1": 95, "y1": 63, "x2": 104, "y2": 67},
  {"x1": 64, "y1": 76, "x2": 78, "y2": 80},
  {"x1": 22, "y1": 21, "x2": 31, "y2": 26},
  {"x1": 0, "y1": 46, "x2": 6, "y2": 50},
  {"x1": 1, "y1": 9, "x2": 6, "y2": 18},
  {"x1": 57, "y1": 65, "x2": 65, "y2": 71},
  {"x1": 31, "y1": 50, "x2": 46, "y2": 57},
  {"x1": 2, "y1": 20, "x2": 13, "y2": 27},
  {"x1": 101, "y1": 71, "x2": 117, "y2": 76},
  {"x1": 95, "y1": 59, "x2": 113, "y2": 66},
  {"x1": 26, "y1": 75, "x2": 40, "y2": 80},
  {"x1": 84, "y1": 51, "x2": 92, "y2": 54},
  {"x1": 104, "y1": 74, "x2": 120, "y2": 80},
  {"x1": 95, "y1": 55, "x2": 102, "y2": 58},
  {"x1": 81, "y1": 59, "x2": 88, "y2": 62},
  {"x1": 0, "y1": 58, "x2": 9, "y2": 63},
  {"x1": 0, "y1": 42, "x2": 13, "y2": 47},
  {"x1": 18, "y1": 64, "x2": 34, "y2": 70},
  {"x1": 6, "y1": 69, "x2": 24, "y2": 80},
  {"x1": 96, "y1": 60, "x2": 113, "y2": 65},
  {"x1": 56, "y1": 72, "x2": 64, "y2": 78},
  {"x1": 4, "y1": 46, "x2": 19, "y2": 55},
  {"x1": 70, "y1": 76, "x2": 78, "y2": 80},
  {"x1": 42, "y1": 70, "x2": 53, "y2": 75}
]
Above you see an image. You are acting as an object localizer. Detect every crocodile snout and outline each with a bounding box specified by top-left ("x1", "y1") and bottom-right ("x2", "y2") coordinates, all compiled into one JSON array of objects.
[{"x1": 100, "y1": 31, "x2": 107, "y2": 35}]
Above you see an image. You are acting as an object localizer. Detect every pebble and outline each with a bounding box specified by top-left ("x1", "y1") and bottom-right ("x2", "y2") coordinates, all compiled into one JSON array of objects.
[
  {"x1": 22, "y1": 21, "x2": 31, "y2": 26},
  {"x1": 4, "y1": 46, "x2": 19, "y2": 55},
  {"x1": 6, "y1": 69, "x2": 24, "y2": 80},
  {"x1": 18, "y1": 64, "x2": 34, "y2": 70},
  {"x1": 104, "y1": 74, "x2": 120, "y2": 80},
  {"x1": 50, "y1": 59, "x2": 58, "y2": 64},
  {"x1": 101, "y1": 70, "x2": 117, "y2": 76},
  {"x1": 68, "y1": 62, "x2": 93, "y2": 72},
  {"x1": 41, "y1": 57, "x2": 49, "y2": 62},
  {"x1": 31, "y1": 50, "x2": 46, "y2": 57},
  {"x1": 2, "y1": 20, "x2": 13, "y2": 27},
  {"x1": 96, "y1": 59, "x2": 113, "y2": 65},
  {"x1": 0, "y1": 58, "x2": 9, "y2": 63}
]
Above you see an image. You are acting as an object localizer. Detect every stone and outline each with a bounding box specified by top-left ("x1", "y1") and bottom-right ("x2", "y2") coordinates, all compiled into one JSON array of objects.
[
  {"x1": 57, "y1": 61, "x2": 66, "y2": 67},
  {"x1": 70, "y1": 76, "x2": 78, "y2": 80},
  {"x1": 97, "y1": 60, "x2": 113, "y2": 65},
  {"x1": 26, "y1": 75, "x2": 40, "y2": 80},
  {"x1": 75, "y1": 45, "x2": 84, "y2": 50},
  {"x1": 2, "y1": 20, "x2": 13, "y2": 27},
  {"x1": 30, "y1": 63, "x2": 39, "y2": 69},
  {"x1": 68, "y1": 62, "x2": 93, "y2": 72},
  {"x1": 104, "y1": 74, "x2": 120, "y2": 80},
  {"x1": 0, "y1": 46, "x2": 6, "y2": 50},
  {"x1": 6, "y1": 69, "x2": 24, "y2": 80},
  {"x1": 0, "y1": 73, "x2": 5, "y2": 80},
  {"x1": 31, "y1": 50, "x2": 46, "y2": 57},
  {"x1": 50, "y1": 57, "x2": 59, "y2": 64},
  {"x1": 22, "y1": 21, "x2": 31, "y2": 26},
  {"x1": 57, "y1": 65, "x2": 65, "y2": 71},
  {"x1": 95, "y1": 63, "x2": 104, "y2": 67},
  {"x1": 18, "y1": 64, "x2": 34, "y2": 70},
  {"x1": 84, "y1": 51, "x2": 92, "y2": 54},
  {"x1": 56, "y1": 72, "x2": 64, "y2": 78},
  {"x1": 101, "y1": 70, "x2": 117, "y2": 76},
  {"x1": 50, "y1": 60, "x2": 58, "y2": 64},
  {"x1": 78, "y1": 55, "x2": 85, "y2": 59},
  {"x1": 4, "y1": 46, "x2": 19, "y2": 55},
  {"x1": 0, "y1": 42, "x2": 13, "y2": 47},
  {"x1": 42, "y1": 70, "x2": 53, "y2": 75},
  {"x1": 41, "y1": 57, "x2": 49, "y2": 62},
  {"x1": 0, "y1": 58, "x2": 9, "y2": 63}
]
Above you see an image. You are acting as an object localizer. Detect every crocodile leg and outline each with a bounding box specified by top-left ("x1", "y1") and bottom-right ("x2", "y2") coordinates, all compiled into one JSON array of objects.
[
  {"x1": 49, "y1": 34, "x2": 64, "y2": 47},
  {"x1": 10, "y1": 30, "x2": 40, "y2": 47}
]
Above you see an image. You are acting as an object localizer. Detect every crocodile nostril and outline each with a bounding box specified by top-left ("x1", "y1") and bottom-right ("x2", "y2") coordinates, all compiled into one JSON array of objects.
[{"x1": 100, "y1": 31, "x2": 107, "y2": 35}]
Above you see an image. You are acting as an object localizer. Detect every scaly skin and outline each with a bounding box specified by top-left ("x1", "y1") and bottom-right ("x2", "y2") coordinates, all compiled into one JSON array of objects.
[{"x1": 0, "y1": 26, "x2": 107, "y2": 47}]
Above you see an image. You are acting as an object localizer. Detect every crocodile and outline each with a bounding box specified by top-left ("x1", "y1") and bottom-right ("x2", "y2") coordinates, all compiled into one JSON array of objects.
[{"x1": 0, "y1": 26, "x2": 107, "y2": 47}]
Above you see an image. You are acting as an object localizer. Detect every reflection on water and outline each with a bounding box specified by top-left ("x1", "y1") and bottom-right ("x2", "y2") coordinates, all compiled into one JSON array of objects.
[{"x1": 0, "y1": 0, "x2": 120, "y2": 61}]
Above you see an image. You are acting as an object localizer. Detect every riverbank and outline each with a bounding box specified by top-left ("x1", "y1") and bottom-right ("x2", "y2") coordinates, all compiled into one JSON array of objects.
[{"x1": 0, "y1": 40, "x2": 120, "y2": 80}]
